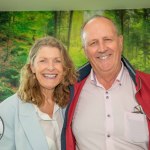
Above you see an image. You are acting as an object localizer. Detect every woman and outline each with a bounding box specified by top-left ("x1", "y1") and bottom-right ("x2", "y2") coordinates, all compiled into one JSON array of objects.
[{"x1": 0, "y1": 36, "x2": 77, "y2": 150}]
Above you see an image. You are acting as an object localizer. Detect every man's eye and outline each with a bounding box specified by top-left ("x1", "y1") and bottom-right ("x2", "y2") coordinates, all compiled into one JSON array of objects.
[
  {"x1": 105, "y1": 38, "x2": 112, "y2": 41},
  {"x1": 89, "y1": 41, "x2": 97, "y2": 46}
]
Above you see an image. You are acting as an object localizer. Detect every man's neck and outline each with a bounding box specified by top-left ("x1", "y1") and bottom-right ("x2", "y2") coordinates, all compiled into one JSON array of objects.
[{"x1": 95, "y1": 64, "x2": 122, "y2": 90}]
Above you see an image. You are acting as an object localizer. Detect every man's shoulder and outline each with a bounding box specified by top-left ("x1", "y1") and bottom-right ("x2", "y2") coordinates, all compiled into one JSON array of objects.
[
  {"x1": 77, "y1": 62, "x2": 91, "y2": 82},
  {"x1": 136, "y1": 70, "x2": 150, "y2": 87},
  {"x1": 136, "y1": 70, "x2": 150, "y2": 79}
]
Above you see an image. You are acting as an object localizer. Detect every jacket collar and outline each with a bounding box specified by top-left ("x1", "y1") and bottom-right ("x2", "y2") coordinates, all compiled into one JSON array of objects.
[
  {"x1": 18, "y1": 99, "x2": 49, "y2": 150},
  {"x1": 121, "y1": 55, "x2": 136, "y2": 85}
]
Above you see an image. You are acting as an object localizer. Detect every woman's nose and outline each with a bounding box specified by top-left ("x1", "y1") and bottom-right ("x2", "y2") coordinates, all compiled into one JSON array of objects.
[{"x1": 48, "y1": 61, "x2": 55, "y2": 71}]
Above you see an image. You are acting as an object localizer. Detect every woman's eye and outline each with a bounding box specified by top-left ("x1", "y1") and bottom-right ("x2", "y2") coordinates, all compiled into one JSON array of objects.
[
  {"x1": 39, "y1": 59, "x2": 45, "y2": 62},
  {"x1": 55, "y1": 59, "x2": 61, "y2": 63}
]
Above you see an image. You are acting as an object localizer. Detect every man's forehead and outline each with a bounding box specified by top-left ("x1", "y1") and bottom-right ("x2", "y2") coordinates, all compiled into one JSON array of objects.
[{"x1": 83, "y1": 19, "x2": 118, "y2": 38}]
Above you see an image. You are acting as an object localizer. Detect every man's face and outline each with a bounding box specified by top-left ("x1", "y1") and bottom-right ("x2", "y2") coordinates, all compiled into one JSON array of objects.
[{"x1": 83, "y1": 18, "x2": 123, "y2": 76}]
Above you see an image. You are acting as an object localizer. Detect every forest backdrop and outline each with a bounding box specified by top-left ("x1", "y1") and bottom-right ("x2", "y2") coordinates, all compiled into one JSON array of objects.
[{"x1": 0, "y1": 9, "x2": 150, "y2": 101}]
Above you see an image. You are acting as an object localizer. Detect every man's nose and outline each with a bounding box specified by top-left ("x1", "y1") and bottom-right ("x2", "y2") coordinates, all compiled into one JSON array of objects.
[{"x1": 98, "y1": 42, "x2": 106, "y2": 52}]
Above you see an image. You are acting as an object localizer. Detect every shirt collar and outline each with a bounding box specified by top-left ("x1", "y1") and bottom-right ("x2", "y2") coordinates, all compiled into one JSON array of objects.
[
  {"x1": 34, "y1": 103, "x2": 60, "y2": 121},
  {"x1": 116, "y1": 62, "x2": 124, "y2": 83}
]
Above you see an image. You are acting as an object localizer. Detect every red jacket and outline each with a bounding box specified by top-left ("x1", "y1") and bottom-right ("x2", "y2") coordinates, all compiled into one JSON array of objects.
[{"x1": 61, "y1": 56, "x2": 150, "y2": 150}]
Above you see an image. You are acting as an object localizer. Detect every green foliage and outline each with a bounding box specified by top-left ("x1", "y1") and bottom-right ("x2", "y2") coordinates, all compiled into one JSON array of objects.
[
  {"x1": 0, "y1": 68, "x2": 19, "y2": 87},
  {"x1": 69, "y1": 47, "x2": 87, "y2": 68},
  {"x1": 0, "y1": 82, "x2": 14, "y2": 101},
  {"x1": 0, "y1": 9, "x2": 150, "y2": 101}
]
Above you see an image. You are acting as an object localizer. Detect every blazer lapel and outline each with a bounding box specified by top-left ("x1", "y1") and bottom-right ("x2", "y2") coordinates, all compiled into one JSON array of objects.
[{"x1": 18, "y1": 100, "x2": 49, "y2": 150}]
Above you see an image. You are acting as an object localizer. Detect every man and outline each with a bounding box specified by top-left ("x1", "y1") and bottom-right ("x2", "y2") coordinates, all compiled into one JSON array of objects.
[{"x1": 61, "y1": 15, "x2": 150, "y2": 150}]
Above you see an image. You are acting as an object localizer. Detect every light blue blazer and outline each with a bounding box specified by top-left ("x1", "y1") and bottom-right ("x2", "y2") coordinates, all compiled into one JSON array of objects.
[{"x1": 0, "y1": 94, "x2": 61, "y2": 150}]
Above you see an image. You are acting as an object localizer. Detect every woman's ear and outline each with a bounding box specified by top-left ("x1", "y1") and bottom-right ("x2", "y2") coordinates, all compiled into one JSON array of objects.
[{"x1": 30, "y1": 64, "x2": 35, "y2": 73}]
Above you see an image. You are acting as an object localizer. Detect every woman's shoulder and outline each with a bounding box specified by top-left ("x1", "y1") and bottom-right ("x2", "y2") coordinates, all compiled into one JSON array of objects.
[
  {"x1": 0, "y1": 93, "x2": 20, "y2": 106},
  {"x1": 0, "y1": 93, "x2": 20, "y2": 117}
]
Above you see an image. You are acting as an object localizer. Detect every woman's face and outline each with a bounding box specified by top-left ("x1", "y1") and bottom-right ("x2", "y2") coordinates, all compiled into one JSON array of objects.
[{"x1": 31, "y1": 46, "x2": 64, "y2": 93}]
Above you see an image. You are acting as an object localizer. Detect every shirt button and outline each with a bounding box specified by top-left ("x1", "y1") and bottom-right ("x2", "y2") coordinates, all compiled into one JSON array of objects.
[
  {"x1": 107, "y1": 114, "x2": 110, "y2": 117},
  {"x1": 107, "y1": 134, "x2": 111, "y2": 138},
  {"x1": 106, "y1": 96, "x2": 109, "y2": 99}
]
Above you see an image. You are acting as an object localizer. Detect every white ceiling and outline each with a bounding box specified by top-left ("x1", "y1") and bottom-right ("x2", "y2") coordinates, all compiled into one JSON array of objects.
[{"x1": 0, "y1": 0, "x2": 150, "y2": 11}]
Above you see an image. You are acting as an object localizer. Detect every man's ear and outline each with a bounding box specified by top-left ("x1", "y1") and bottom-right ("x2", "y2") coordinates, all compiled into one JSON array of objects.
[
  {"x1": 119, "y1": 35, "x2": 123, "y2": 52},
  {"x1": 82, "y1": 46, "x2": 88, "y2": 59}
]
